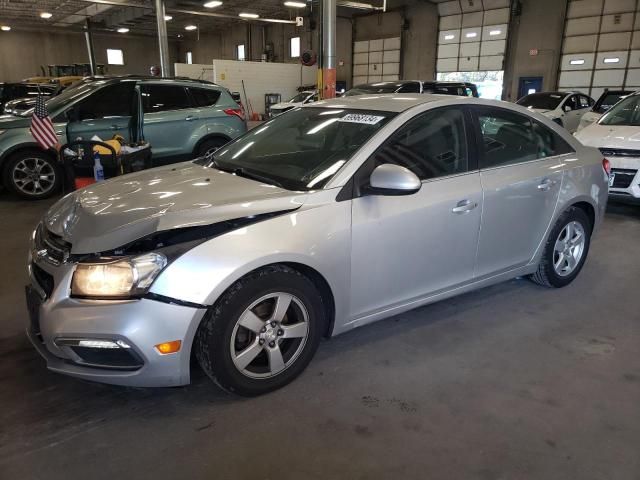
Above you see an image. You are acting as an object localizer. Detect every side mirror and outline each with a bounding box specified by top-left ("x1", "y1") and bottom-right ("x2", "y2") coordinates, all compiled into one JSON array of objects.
[
  {"x1": 563, "y1": 105, "x2": 572, "y2": 113},
  {"x1": 367, "y1": 164, "x2": 421, "y2": 196}
]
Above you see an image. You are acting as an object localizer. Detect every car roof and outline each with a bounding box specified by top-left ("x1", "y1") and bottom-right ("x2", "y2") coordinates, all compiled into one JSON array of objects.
[{"x1": 308, "y1": 93, "x2": 477, "y2": 112}]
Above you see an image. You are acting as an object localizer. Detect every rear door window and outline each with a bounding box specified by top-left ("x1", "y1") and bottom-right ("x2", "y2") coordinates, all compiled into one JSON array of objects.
[
  {"x1": 476, "y1": 107, "x2": 573, "y2": 168},
  {"x1": 189, "y1": 88, "x2": 221, "y2": 107},
  {"x1": 141, "y1": 85, "x2": 191, "y2": 113},
  {"x1": 397, "y1": 83, "x2": 421, "y2": 93}
]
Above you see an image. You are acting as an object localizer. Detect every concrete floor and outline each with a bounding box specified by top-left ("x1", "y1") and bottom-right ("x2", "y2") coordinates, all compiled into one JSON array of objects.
[{"x1": 1, "y1": 192, "x2": 639, "y2": 480}]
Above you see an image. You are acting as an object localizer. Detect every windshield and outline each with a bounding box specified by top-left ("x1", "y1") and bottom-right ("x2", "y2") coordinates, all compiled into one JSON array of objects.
[
  {"x1": 207, "y1": 107, "x2": 396, "y2": 190},
  {"x1": 517, "y1": 92, "x2": 567, "y2": 110},
  {"x1": 593, "y1": 91, "x2": 631, "y2": 114},
  {"x1": 289, "y1": 92, "x2": 312, "y2": 103},
  {"x1": 599, "y1": 94, "x2": 640, "y2": 126},
  {"x1": 19, "y1": 79, "x2": 107, "y2": 117},
  {"x1": 344, "y1": 84, "x2": 401, "y2": 96}
]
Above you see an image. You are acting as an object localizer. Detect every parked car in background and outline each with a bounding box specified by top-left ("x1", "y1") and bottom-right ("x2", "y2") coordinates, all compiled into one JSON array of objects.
[
  {"x1": 268, "y1": 90, "x2": 318, "y2": 117},
  {"x1": 344, "y1": 80, "x2": 478, "y2": 97},
  {"x1": 517, "y1": 91, "x2": 594, "y2": 133},
  {"x1": 345, "y1": 80, "x2": 424, "y2": 95},
  {"x1": 0, "y1": 76, "x2": 246, "y2": 199},
  {"x1": 575, "y1": 91, "x2": 640, "y2": 202},
  {"x1": 26, "y1": 94, "x2": 607, "y2": 395},
  {"x1": 0, "y1": 83, "x2": 58, "y2": 112},
  {"x1": 422, "y1": 81, "x2": 479, "y2": 97},
  {"x1": 576, "y1": 89, "x2": 634, "y2": 132}
]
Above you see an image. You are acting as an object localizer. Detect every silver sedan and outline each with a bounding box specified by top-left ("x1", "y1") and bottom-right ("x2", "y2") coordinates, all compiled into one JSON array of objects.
[{"x1": 26, "y1": 94, "x2": 608, "y2": 395}]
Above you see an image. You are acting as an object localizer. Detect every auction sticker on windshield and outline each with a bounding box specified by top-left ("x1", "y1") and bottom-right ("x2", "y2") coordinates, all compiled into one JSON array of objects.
[{"x1": 338, "y1": 114, "x2": 385, "y2": 125}]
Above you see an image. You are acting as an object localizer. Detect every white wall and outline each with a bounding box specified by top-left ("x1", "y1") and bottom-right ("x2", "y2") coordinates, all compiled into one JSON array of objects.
[
  {"x1": 211, "y1": 59, "x2": 316, "y2": 116},
  {"x1": 174, "y1": 63, "x2": 214, "y2": 83}
]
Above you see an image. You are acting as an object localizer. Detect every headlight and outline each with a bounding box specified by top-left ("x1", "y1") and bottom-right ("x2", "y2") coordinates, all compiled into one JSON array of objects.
[{"x1": 71, "y1": 252, "x2": 167, "y2": 299}]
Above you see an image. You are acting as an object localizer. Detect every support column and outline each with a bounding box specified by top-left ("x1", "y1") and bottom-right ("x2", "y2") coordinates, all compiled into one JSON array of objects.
[
  {"x1": 155, "y1": 0, "x2": 171, "y2": 77},
  {"x1": 321, "y1": 0, "x2": 336, "y2": 98},
  {"x1": 84, "y1": 19, "x2": 97, "y2": 76}
]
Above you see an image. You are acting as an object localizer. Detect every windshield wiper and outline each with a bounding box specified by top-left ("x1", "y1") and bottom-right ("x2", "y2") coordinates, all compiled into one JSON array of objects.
[{"x1": 211, "y1": 160, "x2": 284, "y2": 188}]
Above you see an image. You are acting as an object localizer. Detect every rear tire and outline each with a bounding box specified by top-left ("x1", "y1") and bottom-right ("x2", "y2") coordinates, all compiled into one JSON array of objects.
[
  {"x1": 3, "y1": 149, "x2": 61, "y2": 200},
  {"x1": 530, "y1": 207, "x2": 591, "y2": 288},
  {"x1": 195, "y1": 265, "x2": 324, "y2": 396},
  {"x1": 195, "y1": 137, "x2": 228, "y2": 158}
]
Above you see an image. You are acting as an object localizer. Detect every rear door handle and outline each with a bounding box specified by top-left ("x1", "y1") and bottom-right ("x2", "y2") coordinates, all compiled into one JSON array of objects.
[
  {"x1": 185, "y1": 115, "x2": 198, "y2": 121},
  {"x1": 110, "y1": 124, "x2": 125, "y2": 130},
  {"x1": 537, "y1": 179, "x2": 554, "y2": 191},
  {"x1": 452, "y1": 199, "x2": 478, "y2": 214}
]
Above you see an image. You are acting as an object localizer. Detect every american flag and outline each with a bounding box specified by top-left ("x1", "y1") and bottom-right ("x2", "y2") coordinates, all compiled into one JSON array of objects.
[{"x1": 30, "y1": 94, "x2": 59, "y2": 151}]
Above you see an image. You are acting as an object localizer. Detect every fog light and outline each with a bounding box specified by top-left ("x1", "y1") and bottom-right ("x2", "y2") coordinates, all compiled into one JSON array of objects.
[{"x1": 155, "y1": 340, "x2": 181, "y2": 354}]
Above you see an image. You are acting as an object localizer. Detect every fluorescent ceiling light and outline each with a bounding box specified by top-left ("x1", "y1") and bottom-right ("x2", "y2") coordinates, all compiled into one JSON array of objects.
[
  {"x1": 204, "y1": 1, "x2": 223, "y2": 7},
  {"x1": 570, "y1": 59, "x2": 585, "y2": 65},
  {"x1": 164, "y1": 15, "x2": 172, "y2": 20},
  {"x1": 1, "y1": 26, "x2": 11, "y2": 31},
  {"x1": 465, "y1": 32, "x2": 477, "y2": 38},
  {"x1": 117, "y1": 27, "x2": 129, "y2": 33},
  {"x1": 239, "y1": 12, "x2": 259, "y2": 18},
  {"x1": 444, "y1": 34, "x2": 455, "y2": 40},
  {"x1": 262, "y1": 18, "x2": 295, "y2": 23},
  {"x1": 40, "y1": 12, "x2": 53, "y2": 19},
  {"x1": 603, "y1": 57, "x2": 620, "y2": 63},
  {"x1": 284, "y1": 1, "x2": 307, "y2": 7},
  {"x1": 185, "y1": 24, "x2": 197, "y2": 30},
  {"x1": 489, "y1": 29, "x2": 501, "y2": 35}
]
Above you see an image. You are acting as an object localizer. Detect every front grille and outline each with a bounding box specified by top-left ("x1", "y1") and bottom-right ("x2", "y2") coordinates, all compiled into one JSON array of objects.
[
  {"x1": 599, "y1": 148, "x2": 640, "y2": 158},
  {"x1": 31, "y1": 263, "x2": 54, "y2": 297},
  {"x1": 69, "y1": 347, "x2": 144, "y2": 370},
  {"x1": 34, "y1": 224, "x2": 71, "y2": 265},
  {"x1": 611, "y1": 168, "x2": 638, "y2": 189}
]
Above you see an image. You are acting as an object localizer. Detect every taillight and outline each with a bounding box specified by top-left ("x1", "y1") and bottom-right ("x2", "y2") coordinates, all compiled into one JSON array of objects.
[
  {"x1": 224, "y1": 108, "x2": 245, "y2": 121},
  {"x1": 602, "y1": 158, "x2": 611, "y2": 176}
]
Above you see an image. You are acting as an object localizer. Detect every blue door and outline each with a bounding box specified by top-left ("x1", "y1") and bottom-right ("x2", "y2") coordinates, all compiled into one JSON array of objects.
[{"x1": 518, "y1": 77, "x2": 543, "y2": 100}]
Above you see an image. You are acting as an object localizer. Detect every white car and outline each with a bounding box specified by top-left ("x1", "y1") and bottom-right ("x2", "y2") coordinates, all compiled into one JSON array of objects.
[
  {"x1": 268, "y1": 90, "x2": 318, "y2": 117},
  {"x1": 517, "y1": 91, "x2": 594, "y2": 133},
  {"x1": 575, "y1": 92, "x2": 640, "y2": 202},
  {"x1": 576, "y1": 90, "x2": 634, "y2": 132}
]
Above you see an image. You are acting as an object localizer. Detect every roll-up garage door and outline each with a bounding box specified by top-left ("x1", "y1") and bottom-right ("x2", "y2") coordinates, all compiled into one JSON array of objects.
[
  {"x1": 559, "y1": 0, "x2": 640, "y2": 100},
  {"x1": 435, "y1": 0, "x2": 510, "y2": 75},
  {"x1": 352, "y1": 37, "x2": 401, "y2": 86}
]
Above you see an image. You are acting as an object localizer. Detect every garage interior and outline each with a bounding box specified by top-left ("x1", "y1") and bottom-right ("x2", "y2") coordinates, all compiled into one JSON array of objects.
[{"x1": 1, "y1": 0, "x2": 640, "y2": 478}]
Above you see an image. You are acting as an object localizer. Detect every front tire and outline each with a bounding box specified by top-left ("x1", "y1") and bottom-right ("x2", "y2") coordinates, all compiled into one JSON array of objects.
[
  {"x1": 3, "y1": 149, "x2": 60, "y2": 200},
  {"x1": 530, "y1": 206, "x2": 591, "y2": 288},
  {"x1": 195, "y1": 265, "x2": 324, "y2": 396}
]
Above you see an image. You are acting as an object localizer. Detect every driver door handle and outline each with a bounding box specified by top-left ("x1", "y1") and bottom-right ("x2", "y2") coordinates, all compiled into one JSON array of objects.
[
  {"x1": 110, "y1": 124, "x2": 124, "y2": 130},
  {"x1": 185, "y1": 115, "x2": 198, "y2": 121},
  {"x1": 452, "y1": 199, "x2": 478, "y2": 214},
  {"x1": 538, "y1": 179, "x2": 554, "y2": 191}
]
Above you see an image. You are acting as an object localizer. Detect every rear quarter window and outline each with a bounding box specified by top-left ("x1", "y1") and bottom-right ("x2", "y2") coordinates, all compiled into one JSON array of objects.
[{"x1": 189, "y1": 88, "x2": 222, "y2": 108}]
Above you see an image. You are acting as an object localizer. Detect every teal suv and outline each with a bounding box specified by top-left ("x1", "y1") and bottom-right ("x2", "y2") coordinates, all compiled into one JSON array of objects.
[{"x1": 0, "y1": 77, "x2": 247, "y2": 199}]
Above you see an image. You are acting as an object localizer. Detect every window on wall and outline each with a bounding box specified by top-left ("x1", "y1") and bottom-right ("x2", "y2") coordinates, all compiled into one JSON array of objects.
[
  {"x1": 106, "y1": 48, "x2": 124, "y2": 65},
  {"x1": 237, "y1": 44, "x2": 246, "y2": 61},
  {"x1": 186, "y1": 51, "x2": 193, "y2": 64},
  {"x1": 290, "y1": 36, "x2": 301, "y2": 58}
]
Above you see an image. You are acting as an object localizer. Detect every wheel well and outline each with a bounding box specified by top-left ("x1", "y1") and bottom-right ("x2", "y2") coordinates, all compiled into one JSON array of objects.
[
  {"x1": 193, "y1": 134, "x2": 231, "y2": 155},
  {"x1": 281, "y1": 262, "x2": 336, "y2": 338},
  {"x1": 571, "y1": 201, "x2": 595, "y2": 231}
]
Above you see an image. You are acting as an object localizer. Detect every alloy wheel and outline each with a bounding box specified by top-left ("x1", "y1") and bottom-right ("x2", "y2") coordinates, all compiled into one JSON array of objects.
[
  {"x1": 553, "y1": 221, "x2": 586, "y2": 277},
  {"x1": 230, "y1": 292, "x2": 310, "y2": 379},
  {"x1": 12, "y1": 157, "x2": 56, "y2": 196}
]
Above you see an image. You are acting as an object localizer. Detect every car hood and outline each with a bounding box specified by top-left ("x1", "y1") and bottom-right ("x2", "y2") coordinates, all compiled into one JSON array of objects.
[
  {"x1": 0, "y1": 114, "x2": 30, "y2": 128},
  {"x1": 574, "y1": 123, "x2": 640, "y2": 149},
  {"x1": 44, "y1": 161, "x2": 305, "y2": 254},
  {"x1": 271, "y1": 102, "x2": 300, "y2": 110},
  {"x1": 526, "y1": 108, "x2": 554, "y2": 116}
]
